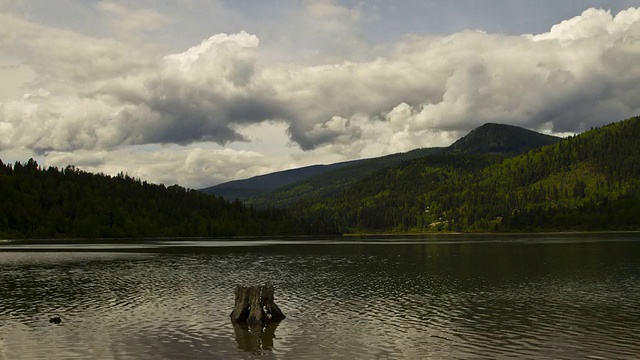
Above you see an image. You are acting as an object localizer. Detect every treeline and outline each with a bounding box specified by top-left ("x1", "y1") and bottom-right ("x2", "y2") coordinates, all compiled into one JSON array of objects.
[
  {"x1": 0, "y1": 160, "x2": 316, "y2": 239},
  {"x1": 3, "y1": 117, "x2": 638, "y2": 239},
  {"x1": 293, "y1": 116, "x2": 640, "y2": 233}
]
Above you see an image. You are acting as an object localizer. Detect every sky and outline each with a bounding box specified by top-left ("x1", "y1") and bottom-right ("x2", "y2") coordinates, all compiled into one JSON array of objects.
[{"x1": 1, "y1": 0, "x2": 640, "y2": 189}]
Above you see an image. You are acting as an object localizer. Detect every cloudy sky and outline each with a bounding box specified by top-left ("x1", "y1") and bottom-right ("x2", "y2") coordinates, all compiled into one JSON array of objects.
[{"x1": 2, "y1": 0, "x2": 640, "y2": 189}]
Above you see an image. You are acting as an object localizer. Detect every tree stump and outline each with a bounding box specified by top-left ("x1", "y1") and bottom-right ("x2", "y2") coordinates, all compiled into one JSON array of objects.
[{"x1": 230, "y1": 283, "x2": 286, "y2": 325}]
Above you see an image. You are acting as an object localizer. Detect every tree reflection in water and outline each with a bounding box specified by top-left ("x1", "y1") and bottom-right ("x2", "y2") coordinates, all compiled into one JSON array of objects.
[{"x1": 233, "y1": 321, "x2": 280, "y2": 354}]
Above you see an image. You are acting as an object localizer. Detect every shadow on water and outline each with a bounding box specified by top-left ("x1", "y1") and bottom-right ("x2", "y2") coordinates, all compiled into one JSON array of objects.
[{"x1": 232, "y1": 321, "x2": 280, "y2": 354}]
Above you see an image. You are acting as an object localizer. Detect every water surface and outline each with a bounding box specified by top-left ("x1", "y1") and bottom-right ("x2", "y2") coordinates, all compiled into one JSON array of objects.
[{"x1": 1, "y1": 234, "x2": 639, "y2": 359}]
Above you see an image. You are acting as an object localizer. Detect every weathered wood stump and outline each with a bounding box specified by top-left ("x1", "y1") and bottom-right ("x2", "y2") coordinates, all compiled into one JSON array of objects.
[{"x1": 230, "y1": 283, "x2": 286, "y2": 325}]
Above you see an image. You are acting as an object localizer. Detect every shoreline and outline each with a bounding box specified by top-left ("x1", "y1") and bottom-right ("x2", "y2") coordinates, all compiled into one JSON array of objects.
[
  {"x1": 1, "y1": 230, "x2": 639, "y2": 245},
  {"x1": 343, "y1": 230, "x2": 640, "y2": 236}
]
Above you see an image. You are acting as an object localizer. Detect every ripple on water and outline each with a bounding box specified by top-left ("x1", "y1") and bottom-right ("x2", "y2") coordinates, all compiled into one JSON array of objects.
[{"x1": 1, "y1": 240, "x2": 640, "y2": 359}]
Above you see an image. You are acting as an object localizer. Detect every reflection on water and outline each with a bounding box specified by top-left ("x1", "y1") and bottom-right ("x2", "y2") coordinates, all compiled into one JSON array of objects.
[
  {"x1": 233, "y1": 322, "x2": 280, "y2": 355},
  {"x1": 1, "y1": 234, "x2": 640, "y2": 359}
]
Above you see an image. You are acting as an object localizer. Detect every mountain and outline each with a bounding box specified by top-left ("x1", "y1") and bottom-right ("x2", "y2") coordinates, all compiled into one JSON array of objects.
[
  {"x1": 292, "y1": 116, "x2": 640, "y2": 233},
  {"x1": 445, "y1": 123, "x2": 561, "y2": 155},
  {"x1": 200, "y1": 147, "x2": 444, "y2": 201},
  {"x1": 202, "y1": 123, "x2": 557, "y2": 203},
  {"x1": 246, "y1": 123, "x2": 560, "y2": 208},
  {"x1": 248, "y1": 147, "x2": 444, "y2": 208},
  {"x1": 199, "y1": 160, "x2": 360, "y2": 201}
]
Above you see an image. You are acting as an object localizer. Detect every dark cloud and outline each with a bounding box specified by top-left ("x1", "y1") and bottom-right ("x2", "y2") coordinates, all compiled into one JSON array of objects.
[{"x1": 2, "y1": 5, "x2": 640, "y2": 188}]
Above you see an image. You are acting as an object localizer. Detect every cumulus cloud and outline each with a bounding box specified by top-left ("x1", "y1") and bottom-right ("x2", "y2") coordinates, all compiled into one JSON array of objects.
[{"x1": 2, "y1": 6, "x2": 640, "y2": 186}]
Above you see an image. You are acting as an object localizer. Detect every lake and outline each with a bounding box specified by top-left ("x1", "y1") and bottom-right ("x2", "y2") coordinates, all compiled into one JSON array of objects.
[{"x1": 1, "y1": 234, "x2": 639, "y2": 359}]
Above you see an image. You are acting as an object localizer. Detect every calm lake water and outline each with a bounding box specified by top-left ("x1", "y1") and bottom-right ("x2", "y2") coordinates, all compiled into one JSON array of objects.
[{"x1": 1, "y1": 234, "x2": 640, "y2": 359}]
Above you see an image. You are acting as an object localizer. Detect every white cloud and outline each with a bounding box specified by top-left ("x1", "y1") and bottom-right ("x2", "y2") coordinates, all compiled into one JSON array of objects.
[
  {"x1": 531, "y1": 7, "x2": 640, "y2": 42},
  {"x1": 164, "y1": 31, "x2": 259, "y2": 72},
  {"x1": 2, "y1": 5, "x2": 640, "y2": 187}
]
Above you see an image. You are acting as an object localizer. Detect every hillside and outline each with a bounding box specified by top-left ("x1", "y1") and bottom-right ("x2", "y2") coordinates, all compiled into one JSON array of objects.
[
  {"x1": 0, "y1": 161, "x2": 315, "y2": 239},
  {"x1": 201, "y1": 147, "x2": 444, "y2": 201},
  {"x1": 292, "y1": 116, "x2": 640, "y2": 233},
  {"x1": 199, "y1": 161, "x2": 356, "y2": 200},
  {"x1": 445, "y1": 123, "x2": 561, "y2": 155},
  {"x1": 248, "y1": 147, "x2": 444, "y2": 208},
  {"x1": 202, "y1": 123, "x2": 558, "y2": 204},
  {"x1": 249, "y1": 123, "x2": 559, "y2": 208}
]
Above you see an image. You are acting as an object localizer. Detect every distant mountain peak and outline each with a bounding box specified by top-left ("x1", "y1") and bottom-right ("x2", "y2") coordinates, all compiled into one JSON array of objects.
[
  {"x1": 445, "y1": 123, "x2": 560, "y2": 155},
  {"x1": 200, "y1": 123, "x2": 560, "y2": 202}
]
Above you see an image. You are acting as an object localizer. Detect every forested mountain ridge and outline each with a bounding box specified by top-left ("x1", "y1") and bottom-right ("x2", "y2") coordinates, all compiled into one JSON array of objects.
[
  {"x1": 293, "y1": 116, "x2": 640, "y2": 233},
  {"x1": 201, "y1": 147, "x2": 444, "y2": 201},
  {"x1": 203, "y1": 123, "x2": 560, "y2": 204},
  {"x1": 249, "y1": 123, "x2": 561, "y2": 208},
  {"x1": 248, "y1": 147, "x2": 444, "y2": 208},
  {"x1": 0, "y1": 161, "x2": 314, "y2": 239},
  {"x1": 199, "y1": 160, "x2": 361, "y2": 201}
]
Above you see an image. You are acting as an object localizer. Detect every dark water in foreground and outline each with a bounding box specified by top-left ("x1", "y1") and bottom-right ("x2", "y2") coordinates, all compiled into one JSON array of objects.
[{"x1": 1, "y1": 234, "x2": 640, "y2": 359}]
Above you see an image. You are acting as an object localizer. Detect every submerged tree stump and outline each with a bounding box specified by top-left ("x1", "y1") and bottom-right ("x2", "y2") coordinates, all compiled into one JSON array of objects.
[{"x1": 230, "y1": 283, "x2": 286, "y2": 325}]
